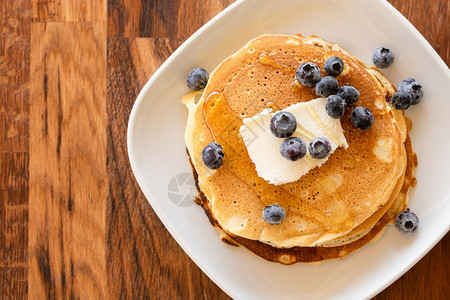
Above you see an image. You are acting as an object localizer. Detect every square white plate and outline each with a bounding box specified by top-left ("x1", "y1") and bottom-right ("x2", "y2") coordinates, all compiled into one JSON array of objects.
[{"x1": 127, "y1": 0, "x2": 450, "y2": 299}]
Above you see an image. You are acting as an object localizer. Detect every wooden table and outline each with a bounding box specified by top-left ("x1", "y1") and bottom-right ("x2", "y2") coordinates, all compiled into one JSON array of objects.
[{"x1": 1, "y1": 0, "x2": 448, "y2": 298}]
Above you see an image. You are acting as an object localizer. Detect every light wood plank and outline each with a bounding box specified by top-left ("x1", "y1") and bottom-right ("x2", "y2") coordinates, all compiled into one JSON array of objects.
[
  {"x1": 31, "y1": 0, "x2": 106, "y2": 22},
  {"x1": 29, "y1": 21, "x2": 107, "y2": 299}
]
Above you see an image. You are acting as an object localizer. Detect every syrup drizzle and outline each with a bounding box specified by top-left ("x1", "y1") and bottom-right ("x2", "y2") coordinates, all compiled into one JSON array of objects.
[
  {"x1": 258, "y1": 54, "x2": 295, "y2": 75},
  {"x1": 290, "y1": 80, "x2": 303, "y2": 95},
  {"x1": 264, "y1": 101, "x2": 279, "y2": 112},
  {"x1": 202, "y1": 93, "x2": 217, "y2": 141},
  {"x1": 226, "y1": 169, "x2": 267, "y2": 207},
  {"x1": 202, "y1": 92, "x2": 240, "y2": 141}
]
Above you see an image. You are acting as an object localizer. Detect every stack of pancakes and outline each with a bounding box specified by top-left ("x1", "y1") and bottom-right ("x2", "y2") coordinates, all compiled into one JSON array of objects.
[{"x1": 183, "y1": 34, "x2": 417, "y2": 264}]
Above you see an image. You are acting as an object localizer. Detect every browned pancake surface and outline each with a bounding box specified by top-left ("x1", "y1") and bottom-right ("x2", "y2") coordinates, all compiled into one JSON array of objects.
[
  {"x1": 184, "y1": 34, "x2": 409, "y2": 248},
  {"x1": 190, "y1": 133, "x2": 416, "y2": 264}
]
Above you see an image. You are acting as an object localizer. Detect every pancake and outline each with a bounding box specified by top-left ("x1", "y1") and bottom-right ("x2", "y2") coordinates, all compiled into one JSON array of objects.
[
  {"x1": 189, "y1": 131, "x2": 416, "y2": 263},
  {"x1": 183, "y1": 34, "x2": 415, "y2": 261},
  {"x1": 316, "y1": 143, "x2": 406, "y2": 247},
  {"x1": 316, "y1": 70, "x2": 409, "y2": 247}
]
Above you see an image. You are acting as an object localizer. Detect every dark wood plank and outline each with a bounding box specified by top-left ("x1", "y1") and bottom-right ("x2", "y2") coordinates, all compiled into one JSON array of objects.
[
  {"x1": 0, "y1": 153, "x2": 29, "y2": 299},
  {"x1": 0, "y1": 0, "x2": 30, "y2": 153},
  {"x1": 388, "y1": 0, "x2": 449, "y2": 65},
  {"x1": 107, "y1": 0, "x2": 236, "y2": 38},
  {"x1": 0, "y1": 0, "x2": 30, "y2": 298},
  {"x1": 29, "y1": 22, "x2": 107, "y2": 299},
  {"x1": 31, "y1": 0, "x2": 107, "y2": 22},
  {"x1": 106, "y1": 37, "x2": 230, "y2": 299}
]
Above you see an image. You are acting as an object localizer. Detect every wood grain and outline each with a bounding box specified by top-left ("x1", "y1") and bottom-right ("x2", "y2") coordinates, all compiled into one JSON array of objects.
[
  {"x1": 106, "y1": 37, "x2": 228, "y2": 299},
  {"x1": 107, "y1": 0, "x2": 235, "y2": 38},
  {"x1": 29, "y1": 22, "x2": 107, "y2": 299},
  {"x1": 0, "y1": 153, "x2": 29, "y2": 299},
  {"x1": 0, "y1": 0, "x2": 448, "y2": 299},
  {"x1": 0, "y1": 0, "x2": 30, "y2": 299},
  {"x1": 0, "y1": 0, "x2": 30, "y2": 153},
  {"x1": 31, "y1": 0, "x2": 106, "y2": 22},
  {"x1": 105, "y1": 3, "x2": 235, "y2": 297}
]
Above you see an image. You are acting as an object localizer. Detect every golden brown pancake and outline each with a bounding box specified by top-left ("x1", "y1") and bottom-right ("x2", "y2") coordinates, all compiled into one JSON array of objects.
[
  {"x1": 316, "y1": 72, "x2": 409, "y2": 247},
  {"x1": 183, "y1": 34, "x2": 416, "y2": 262},
  {"x1": 188, "y1": 132, "x2": 416, "y2": 264}
]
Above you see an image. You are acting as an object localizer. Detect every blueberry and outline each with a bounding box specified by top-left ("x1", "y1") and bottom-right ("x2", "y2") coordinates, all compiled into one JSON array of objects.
[
  {"x1": 280, "y1": 137, "x2": 306, "y2": 161},
  {"x1": 325, "y1": 95, "x2": 346, "y2": 119},
  {"x1": 315, "y1": 76, "x2": 339, "y2": 97},
  {"x1": 201, "y1": 142, "x2": 224, "y2": 169},
  {"x1": 309, "y1": 137, "x2": 332, "y2": 159},
  {"x1": 398, "y1": 78, "x2": 423, "y2": 105},
  {"x1": 391, "y1": 91, "x2": 412, "y2": 110},
  {"x1": 187, "y1": 67, "x2": 209, "y2": 90},
  {"x1": 351, "y1": 106, "x2": 374, "y2": 130},
  {"x1": 398, "y1": 77, "x2": 415, "y2": 88},
  {"x1": 296, "y1": 62, "x2": 321, "y2": 87},
  {"x1": 262, "y1": 204, "x2": 286, "y2": 225},
  {"x1": 372, "y1": 47, "x2": 394, "y2": 69},
  {"x1": 336, "y1": 85, "x2": 360, "y2": 106},
  {"x1": 395, "y1": 209, "x2": 419, "y2": 235},
  {"x1": 324, "y1": 56, "x2": 344, "y2": 76},
  {"x1": 270, "y1": 112, "x2": 297, "y2": 138}
]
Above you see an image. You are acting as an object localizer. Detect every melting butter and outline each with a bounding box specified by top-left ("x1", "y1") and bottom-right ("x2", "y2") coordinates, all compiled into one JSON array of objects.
[{"x1": 239, "y1": 98, "x2": 348, "y2": 185}]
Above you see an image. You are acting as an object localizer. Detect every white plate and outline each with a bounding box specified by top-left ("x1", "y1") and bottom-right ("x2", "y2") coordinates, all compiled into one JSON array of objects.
[{"x1": 127, "y1": 0, "x2": 450, "y2": 298}]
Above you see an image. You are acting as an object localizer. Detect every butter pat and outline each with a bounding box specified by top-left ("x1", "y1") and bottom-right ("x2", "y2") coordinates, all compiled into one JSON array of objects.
[{"x1": 239, "y1": 98, "x2": 348, "y2": 185}]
